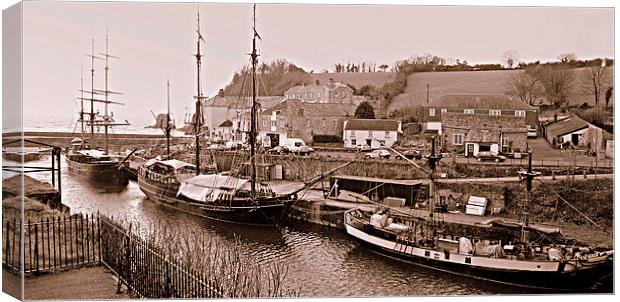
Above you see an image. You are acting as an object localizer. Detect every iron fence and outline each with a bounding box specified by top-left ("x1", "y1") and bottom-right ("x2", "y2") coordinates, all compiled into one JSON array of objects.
[{"x1": 2, "y1": 213, "x2": 226, "y2": 298}]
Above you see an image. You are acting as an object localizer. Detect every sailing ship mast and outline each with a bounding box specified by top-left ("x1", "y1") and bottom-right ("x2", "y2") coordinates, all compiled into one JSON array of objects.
[
  {"x1": 193, "y1": 9, "x2": 206, "y2": 175},
  {"x1": 86, "y1": 37, "x2": 98, "y2": 143},
  {"x1": 99, "y1": 30, "x2": 120, "y2": 154},
  {"x1": 249, "y1": 4, "x2": 260, "y2": 197},
  {"x1": 166, "y1": 78, "x2": 171, "y2": 156},
  {"x1": 80, "y1": 67, "x2": 85, "y2": 141}
]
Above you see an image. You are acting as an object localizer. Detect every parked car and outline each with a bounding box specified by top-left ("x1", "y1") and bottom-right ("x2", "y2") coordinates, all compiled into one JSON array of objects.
[
  {"x1": 268, "y1": 145, "x2": 289, "y2": 154},
  {"x1": 207, "y1": 143, "x2": 225, "y2": 151},
  {"x1": 365, "y1": 149, "x2": 391, "y2": 160},
  {"x1": 476, "y1": 151, "x2": 506, "y2": 162},
  {"x1": 295, "y1": 145, "x2": 315, "y2": 155},
  {"x1": 396, "y1": 149, "x2": 422, "y2": 160},
  {"x1": 223, "y1": 141, "x2": 244, "y2": 150},
  {"x1": 357, "y1": 145, "x2": 372, "y2": 152}
]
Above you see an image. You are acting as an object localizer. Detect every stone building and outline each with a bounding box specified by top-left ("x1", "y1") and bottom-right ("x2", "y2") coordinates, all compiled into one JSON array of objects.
[
  {"x1": 343, "y1": 119, "x2": 402, "y2": 149},
  {"x1": 441, "y1": 113, "x2": 528, "y2": 156},
  {"x1": 422, "y1": 95, "x2": 538, "y2": 135},
  {"x1": 284, "y1": 80, "x2": 354, "y2": 104},
  {"x1": 235, "y1": 99, "x2": 356, "y2": 146}
]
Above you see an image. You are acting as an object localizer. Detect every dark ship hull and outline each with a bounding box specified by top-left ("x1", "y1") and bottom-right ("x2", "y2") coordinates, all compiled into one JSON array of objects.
[
  {"x1": 66, "y1": 157, "x2": 129, "y2": 187},
  {"x1": 137, "y1": 168, "x2": 294, "y2": 226},
  {"x1": 344, "y1": 209, "x2": 613, "y2": 291}
]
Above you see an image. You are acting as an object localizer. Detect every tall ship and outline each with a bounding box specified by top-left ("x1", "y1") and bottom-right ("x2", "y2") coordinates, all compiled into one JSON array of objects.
[
  {"x1": 344, "y1": 139, "x2": 613, "y2": 290},
  {"x1": 138, "y1": 6, "x2": 347, "y2": 226},
  {"x1": 66, "y1": 33, "x2": 132, "y2": 187}
]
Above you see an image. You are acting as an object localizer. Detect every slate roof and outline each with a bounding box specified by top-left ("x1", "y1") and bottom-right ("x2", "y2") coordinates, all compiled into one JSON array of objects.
[
  {"x1": 344, "y1": 119, "x2": 400, "y2": 131},
  {"x1": 218, "y1": 120, "x2": 233, "y2": 128},
  {"x1": 284, "y1": 84, "x2": 328, "y2": 95},
  {"x1": 284, "y1": 82, "x2": 352, "y2": 95},
  {"x1": 545, "y1": 116, "x2": 589, "y2": 138},
  {"x1": 465, "y1": 126, "x2": 501, "y2": 143},
  {"x1": 441, "y1": 112, "x2": 527, "y2": 131},
  {"x1": 427, "y1": 95, "x2": 537, "y2": 110},
  {"x1": 262, "y1": 99, "x2": 356, "y2": 117}
]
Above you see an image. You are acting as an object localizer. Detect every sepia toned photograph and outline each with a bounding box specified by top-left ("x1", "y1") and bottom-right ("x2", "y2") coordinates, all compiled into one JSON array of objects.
[{"x1": 1, "y1": 0, "x2": 615, "y2": 300}]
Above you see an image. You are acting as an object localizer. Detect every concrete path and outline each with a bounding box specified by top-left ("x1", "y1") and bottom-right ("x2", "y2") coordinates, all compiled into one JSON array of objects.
[{"x1": 23, "y1": 266, "x2": 130, "y2": 300}]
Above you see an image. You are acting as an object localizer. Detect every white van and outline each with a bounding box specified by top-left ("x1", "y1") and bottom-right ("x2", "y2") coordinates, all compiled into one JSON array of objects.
[{"x1": 284, "y1": 138, "x2": 314, "y2": 155}]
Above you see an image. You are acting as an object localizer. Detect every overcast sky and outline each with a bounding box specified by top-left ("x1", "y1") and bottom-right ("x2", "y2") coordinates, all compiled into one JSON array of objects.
[{"x1": 20, "y1": 1, "x2": 614, "y2": 126}]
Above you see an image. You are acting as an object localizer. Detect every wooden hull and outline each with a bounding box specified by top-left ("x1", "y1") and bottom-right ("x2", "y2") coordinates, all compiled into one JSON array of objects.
[
  {"x1": 344, "y1": 211, "x2": 613, "y2": 291},
  {"x1": 66, "y1": 158, "x2": 129, "y2": 187},
  {"x1": 138, "y1": 171, "x2": 293, "y2": 226}
]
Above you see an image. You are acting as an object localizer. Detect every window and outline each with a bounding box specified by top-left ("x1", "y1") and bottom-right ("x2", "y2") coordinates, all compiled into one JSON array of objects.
[
  {"x1": 385, "y1": 131, "x2": 391, "y2": 139},
  {"x1": 464, "y1": 109, "x2": 474, "y2": 114},
  {"x1": 502, "y1": 138, "x2": 510, "y2": 152},
  {"x1": 333, "y1": 121, "x2": 337, "y2": 129},
  {"x1": 351, "y1": 139, "x2": 356, "y2": 145},
  {"x1": 429, "y1": 108, "x2": 436, "y2": 116},
  {"x1": 441, "y1": 108, "x2": 447, "y2": 113},
  {"x1": 489, "y1": 109, "x2": 501, "y2": 116},
  {"x1": 515, "y1": 110, "x2": 526, "y2": 117},
  {"x1": 453, "y1": 133, "x2": 463, "y2": 145},
  {"x1": 306, "y1": 119, "x2": 311, "y2": 127},
  {"x1": 368, "y1": 130, "x2": 373, "y2": 137},
  {"x1": 270, "y1": 120, "x2": 277, "y2": 128},
  {"x1": 262, "y1": 119, "x2": 267, "y2": 127},
  {"x1": 322, "y1": 119, "x2": 326, "y2": 127}
]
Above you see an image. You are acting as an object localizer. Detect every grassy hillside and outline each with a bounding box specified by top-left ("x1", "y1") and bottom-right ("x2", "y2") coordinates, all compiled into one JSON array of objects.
[
  {"x1": 388, "y1": 67, "x2": 613, "y2": 112},
  {"x1": 307, "y1": 72, "x2": 396, "y2": 90}
]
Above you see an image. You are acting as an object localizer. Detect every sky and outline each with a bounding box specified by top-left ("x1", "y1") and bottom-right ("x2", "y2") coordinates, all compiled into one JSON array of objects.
[{"x1": 18, "y1": 1, "x2": 615, "y2": 128}]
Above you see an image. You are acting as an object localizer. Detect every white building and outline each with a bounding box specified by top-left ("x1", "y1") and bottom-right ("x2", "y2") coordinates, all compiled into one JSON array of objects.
[{"x1": 343, "y1": 119, "x2": 402, "y2": 149}]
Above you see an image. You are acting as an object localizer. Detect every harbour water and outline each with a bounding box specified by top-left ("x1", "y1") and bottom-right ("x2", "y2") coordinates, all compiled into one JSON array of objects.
[{"x1": 4, "y1": 155, "x2": 528, "y2": 296}]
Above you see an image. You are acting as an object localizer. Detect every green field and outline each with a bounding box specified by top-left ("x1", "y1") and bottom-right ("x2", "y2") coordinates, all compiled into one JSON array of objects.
[{"x1": 388, "y1": 67, "x2": 614, "y2": 112}]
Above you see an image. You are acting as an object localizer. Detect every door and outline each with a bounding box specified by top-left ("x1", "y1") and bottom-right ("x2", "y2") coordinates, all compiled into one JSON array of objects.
[
  {"x1": 466, "y1": 143, "x2": 475, "y2": 157},
  {"x1": 267, "y1": 133, "x2": 280, "y2": 148},
  {"x1": 571, "y1": 133, "x2": 579, "y2": 145}
]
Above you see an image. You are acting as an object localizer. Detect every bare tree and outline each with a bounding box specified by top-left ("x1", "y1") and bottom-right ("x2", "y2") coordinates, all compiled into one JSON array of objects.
[
  {"x1": 506, "y1": 70, "x2": 543, "y2": 105},
  {"x1": 537, "y1": 65, "x2": 574, "y2": 108},
  {"x1": 582, "y1": 60, "x2": 608, "y2": 107},
  {"x1": 501, "y1": 50, "x2": 519, "y2": 69},
  {"x1": 378, "y1": 64, "x2": 389, "y2": 72},
  {"x1": 558, "y1": 53, "x2": 577, "y2": 63}
]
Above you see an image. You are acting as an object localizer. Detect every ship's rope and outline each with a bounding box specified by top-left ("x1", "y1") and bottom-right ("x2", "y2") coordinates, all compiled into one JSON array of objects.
[
  {"x1": 289, "y1": 205, "x2": 348, "y2": 215},
  {"x1": 536, "y1": 179, "x2": 609, "y2": 234}
]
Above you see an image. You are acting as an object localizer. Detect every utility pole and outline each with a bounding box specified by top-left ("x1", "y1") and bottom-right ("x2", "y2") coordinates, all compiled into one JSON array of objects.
[{"x1": 426, "y1": 84, "x2": 430, "y2": 104}]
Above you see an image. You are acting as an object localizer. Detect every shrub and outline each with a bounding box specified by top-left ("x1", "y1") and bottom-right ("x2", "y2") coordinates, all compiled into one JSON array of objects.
[{"x1": 312, "y1": 134, "x2": 342, "y2": 143}]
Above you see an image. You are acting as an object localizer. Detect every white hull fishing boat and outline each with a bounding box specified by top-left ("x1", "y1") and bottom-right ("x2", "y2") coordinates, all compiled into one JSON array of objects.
[{"x1": 344, "y1": 139, "x2": 613, "y2": 290}]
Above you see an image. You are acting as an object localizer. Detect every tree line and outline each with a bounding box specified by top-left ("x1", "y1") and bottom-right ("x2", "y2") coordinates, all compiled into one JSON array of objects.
[{"x1": 505, "y1": 57, "x2": 613, "y2": 109}]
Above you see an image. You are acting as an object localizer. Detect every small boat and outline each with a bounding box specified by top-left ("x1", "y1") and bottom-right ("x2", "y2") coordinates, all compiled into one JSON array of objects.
[
  {"x1": 344, "y1": 207, "x2": 613, "y2": 290},
  {"x1": 344, "y1": 139, "x2": 613, "y2": 291},
  {"x1": 2, "y1": 147, "x2": 49, "y2": 162}
]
